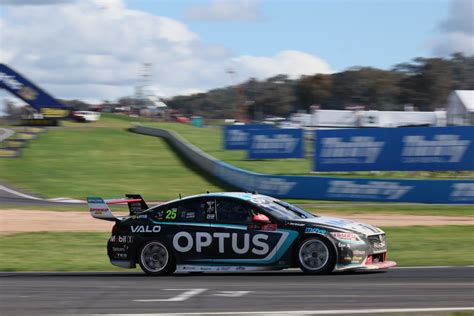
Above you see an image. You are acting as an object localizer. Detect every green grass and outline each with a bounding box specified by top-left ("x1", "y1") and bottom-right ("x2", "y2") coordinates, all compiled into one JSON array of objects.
[
  {"x1": 382, "y1": 226, "x2": 474, "y2": 266},
  {"x1": 0, "y1": 226, "x2": 472, "y2": 271},
  {"x1": 0, "y1": 126, "x2": 225, "y2": 200},
  {"x1": 306, "y1": 204, "x2": 474, "y2": 217},
  {"x1": 1, "y1": 203, "x2": 472, "y2": 217},
  {"x1": 0, "y1": 232, "x2": 122, "y2": 272},
  {"x1": 144, "y1": 122, "x2": 474, "y2": 179}
]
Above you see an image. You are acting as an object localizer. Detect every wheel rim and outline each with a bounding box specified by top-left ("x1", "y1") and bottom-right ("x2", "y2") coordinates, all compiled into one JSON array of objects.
[
  {"x1": 141, "y1": 242, "x2": 169, "y2": 273},
  {"x1": 299, "y1": 239, "x2": 329, "y2": 271}
]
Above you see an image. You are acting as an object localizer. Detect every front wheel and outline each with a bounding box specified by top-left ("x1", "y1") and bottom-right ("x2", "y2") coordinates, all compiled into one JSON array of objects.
[
  {"x1": 138, "y1": 240, "x2": 176, "y2": 275},
  {"x1": 297, "y1": 237, "x2": 336, "y2": 275}
]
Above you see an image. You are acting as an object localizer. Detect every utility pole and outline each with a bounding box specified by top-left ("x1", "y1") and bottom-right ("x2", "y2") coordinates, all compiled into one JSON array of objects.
[{"x1": 226, "y1": 68, "x2": 248, "y2": 123}]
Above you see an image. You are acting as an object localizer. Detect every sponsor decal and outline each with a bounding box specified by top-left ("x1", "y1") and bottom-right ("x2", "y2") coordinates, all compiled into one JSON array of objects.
[
  {"x1": 112, "y1": 245, "x2": 129, "y2": 252},
  {"x1": 338, "y1": 242, "x2": 350, "y2": 249},
  {"x1": 0, "y1": 71, "x2": 23, "y2": 90},
  {"x1": 450, "y1": 183, "x2": 474, "y2": 202},
  {"x1": 402, "y1": 135, "x2": 470, "y2": 163},
  {"x1": 352, "y1": 250, "x2": 366, "y2": 255},
  {"x1": 18, "y1": 86, "x2": 38, "y2": 101},
  {"x1": 228, "y1": 130, "x2": 248, "y2": 143},
  {"x1": 327, "y1": 180, "x2": 413, "y2": 200},
  {"x1": 255, "y1": 178, "x2": 296, "y2": 195},
  {"x1": 173, "y1": 231, "x2": 270, "y2": 255},
  {"x1": 320, "y1": 136, "x2": 384, "y2": 164},
  {"x1": 87, "y1": 197, "x2": 104, "y2": 204},
  {"x1": 251, "y1": 134, "x2": 299, "y2": 153},
  {"x1": 109, "y1": 235, "x2": 134, "y2": 243},
  {"x1": 287, "y1": 222, "x2": 305, "y2": 227},
  {"x1": 331, "y1": 232, "x2": 365, "y2": 244},
  {"x1": 371, "y1": 240, "x2": 386, "y2": 249},
  {"x1": 90, "y1": 208, "x2": 108, "y2": 214},
  {"x1": 131, "y1": 225, "x2": 161, "y2": 233},
  {"x1": 115, "y1": 253, "x2": 127, "y2": 259},
  {"x1": 40, "y1": 108, "x2": 69, "y2": 118},
  {"x1": 305, "y1": 227, "x2": 327, "y2": 235}
]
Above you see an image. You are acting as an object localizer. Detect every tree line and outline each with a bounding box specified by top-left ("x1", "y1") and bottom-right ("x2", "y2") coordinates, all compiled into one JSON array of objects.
[{"x1": 165, "y1": 53, "x2": 474, "y2": 119}]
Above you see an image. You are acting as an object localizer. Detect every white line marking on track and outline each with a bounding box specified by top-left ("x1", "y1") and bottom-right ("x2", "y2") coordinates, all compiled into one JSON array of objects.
[
  {"x1": 213, "y1": 291, "x2": 252, "y2": 297},
  {"x1": 0, "y1": 184, "x2": 42, "y2": 200},
  {"x1": 86, "y1": 307, "x2": 474, "y2": 315},
  {"x1": 133, "y1": 288, "x2": 207, "y2": 302}
]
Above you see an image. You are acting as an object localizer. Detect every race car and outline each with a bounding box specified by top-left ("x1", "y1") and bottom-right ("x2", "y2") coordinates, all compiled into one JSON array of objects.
[{"x1": 88, "y1": 192, "x2": 396, "y2": 275}]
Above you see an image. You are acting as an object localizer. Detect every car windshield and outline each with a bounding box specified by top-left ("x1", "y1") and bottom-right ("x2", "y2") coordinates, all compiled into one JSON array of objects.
[{"x1": 252, "y1": 197, "x2": 315, "y2": 220}]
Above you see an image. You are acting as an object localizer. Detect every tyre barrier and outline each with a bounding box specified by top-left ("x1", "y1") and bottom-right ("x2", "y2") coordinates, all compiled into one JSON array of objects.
[
  {"x1": 0, "y1": 127, "x2": 46, "y2": 158},
  {"x1": 130, "y1": 125, "x2": 474, "y2": 204}
]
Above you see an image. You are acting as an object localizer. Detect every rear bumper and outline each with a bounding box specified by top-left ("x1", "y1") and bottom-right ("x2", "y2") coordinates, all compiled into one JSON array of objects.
[{"x1": 111, "y1": 260, "x2": 136, "y2": 269}]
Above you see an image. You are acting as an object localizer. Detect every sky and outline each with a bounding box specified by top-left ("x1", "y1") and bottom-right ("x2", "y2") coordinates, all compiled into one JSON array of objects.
[{"x1": 0, "y1": 0, "x2": 473, "y2": 110}]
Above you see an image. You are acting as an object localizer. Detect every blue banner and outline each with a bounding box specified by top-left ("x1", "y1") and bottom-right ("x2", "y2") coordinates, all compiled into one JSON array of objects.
[
  {"x1": 223, "y1": 124, "x2": 272, "y2": 150},
  {"x1": 314, "y1": 126, "x2": 474, "y2": 171},
  {"x1": 133, "y1": 126, "x2": 474, "y2": 204},
  {"x1": 0, "y1": 63, "x2": 69, "y2": 118},
  {"x1": 247, "y1": 128, "x2": 304, "y2": 159},
  {"x1": 213, "y1": 161, "x2": 474, "y2": 204}
]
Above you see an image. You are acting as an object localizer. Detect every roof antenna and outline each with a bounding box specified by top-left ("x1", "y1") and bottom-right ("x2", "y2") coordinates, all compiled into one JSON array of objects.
[
  {"x1": 179, "y1": 194, "x2": 182, "y2": 199},
  {"x1": 206, "y1": 191, "x2": 210, "y2": 194}
]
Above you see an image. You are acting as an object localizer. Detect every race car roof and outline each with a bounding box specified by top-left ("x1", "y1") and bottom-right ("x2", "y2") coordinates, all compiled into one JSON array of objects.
[{"x1": 163, "y1": 192, "x2": 271, "y2": 205}]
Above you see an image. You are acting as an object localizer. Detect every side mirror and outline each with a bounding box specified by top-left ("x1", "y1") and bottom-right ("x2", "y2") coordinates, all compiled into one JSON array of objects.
[{"x1": 252, "y1": 214, "x2": 270, "y2": 225}]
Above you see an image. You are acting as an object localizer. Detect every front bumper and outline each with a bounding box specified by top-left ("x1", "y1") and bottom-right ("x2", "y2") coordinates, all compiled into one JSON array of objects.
[{"x1": 336, "y1": 260, "x2": 397, "y2": 271}]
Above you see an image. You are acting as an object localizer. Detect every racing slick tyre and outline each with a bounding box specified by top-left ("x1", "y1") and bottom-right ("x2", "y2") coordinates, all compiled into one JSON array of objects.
[
  {"x1": 138, "y1": 240, "x2": 176, "y2": 275},
  {"x1": 297, "y1": 237, "x2": 336, "y2": 275}
]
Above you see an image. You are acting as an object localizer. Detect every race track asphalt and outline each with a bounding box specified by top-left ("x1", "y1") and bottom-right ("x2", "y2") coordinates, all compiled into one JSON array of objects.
[{"x1": 1, "y1": 267, "x2": 473, "y2": 315}]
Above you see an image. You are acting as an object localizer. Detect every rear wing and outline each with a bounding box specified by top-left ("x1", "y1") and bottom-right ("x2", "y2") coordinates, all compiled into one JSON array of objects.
[{"x1": 87, "y1": 194, "x2": 149, "y2": 221}]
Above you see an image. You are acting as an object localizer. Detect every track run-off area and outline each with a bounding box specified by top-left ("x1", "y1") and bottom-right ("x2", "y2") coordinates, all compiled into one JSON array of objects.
[{"x1": 1, "y1": 266, "x2": 473, "y2": 315}]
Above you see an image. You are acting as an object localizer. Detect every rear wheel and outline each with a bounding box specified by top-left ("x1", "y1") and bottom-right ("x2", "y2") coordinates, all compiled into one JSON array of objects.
[
  {"x1": 297, "y1": 237, "x2": 335, "y2": 274},
  {"x1": 138, "y1": 240, "x2": 176, "y2": 275}
]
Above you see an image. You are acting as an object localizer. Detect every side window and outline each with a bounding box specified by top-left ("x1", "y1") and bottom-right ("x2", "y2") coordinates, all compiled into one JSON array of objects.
[
  {"x1": 151, "y1": 200, "x2": 205, "y2": 222},
  {"x1": 216, "y1": 199, "x2": 253, "y2": 224}
]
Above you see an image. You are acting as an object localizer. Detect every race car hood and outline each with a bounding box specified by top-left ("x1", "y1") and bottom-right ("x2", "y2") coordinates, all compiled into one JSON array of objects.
[{"x1": 291, "y1": 216, "x2": 384, "y2": 236}]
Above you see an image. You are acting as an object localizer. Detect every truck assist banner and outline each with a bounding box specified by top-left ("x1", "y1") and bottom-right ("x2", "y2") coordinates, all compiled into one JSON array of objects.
[
  {"x1": 314, "y1": 126, "x2": 474, "y2": 171},
  {"x1": 0, "y1": 63, "x2": 69, "y2": 118}
]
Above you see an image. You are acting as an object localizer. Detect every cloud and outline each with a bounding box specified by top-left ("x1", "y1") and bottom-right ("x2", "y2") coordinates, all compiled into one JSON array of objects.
[
  {"x1": 431, "y1": 0, "x2": 474, "y2": 56},
  {"x1": 0, "y1": 0, "x2": 331, "y2": 102},
  {"x1": 233, "y1": 51, "x2": 331, "y2": 80},
  {"x1": 185, "y1": 0, "x2": 261, "y2": 22},
  {"x1": 0, "y1": 0, "x2": 76, "y2": 5}
]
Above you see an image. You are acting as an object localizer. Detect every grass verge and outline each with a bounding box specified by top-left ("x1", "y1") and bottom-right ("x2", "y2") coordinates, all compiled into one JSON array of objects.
[
  {"x1": 0, "y1": 203, "x2": 472, "y2": 217},
  {"x1": 0, "y1": 126, "x2": 225, "y2": 200},
  {"x1": 0, "y1": 226, "x2": 472, "y2": 271}
]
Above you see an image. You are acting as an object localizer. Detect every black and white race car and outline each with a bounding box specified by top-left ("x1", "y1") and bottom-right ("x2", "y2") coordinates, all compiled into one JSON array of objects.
[{"x1": 88, "y1": 192, "x2": 396, "y2": 275}]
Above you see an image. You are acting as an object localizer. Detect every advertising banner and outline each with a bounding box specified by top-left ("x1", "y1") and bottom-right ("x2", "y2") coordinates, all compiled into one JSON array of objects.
[
  {"x1": 0, "y1": 63, "x2": 69, "y2": 118},
  {"x1": 314, "y1": 126, "x2": 474, "y2": 171},
  {"x1": 223, "y1": 124, "x2": 272, "y2": 150},
  {"x1": 133, "y1": 126, "x2": 474, "y2": 204},
  {"x1": 247, "y1": 128, "x2": 304, "y2": 159}
]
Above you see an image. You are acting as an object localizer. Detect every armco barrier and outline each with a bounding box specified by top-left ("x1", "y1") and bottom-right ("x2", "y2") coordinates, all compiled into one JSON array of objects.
[{"x1": 131, "y1": 126, "x2": 474, "y2": 204}]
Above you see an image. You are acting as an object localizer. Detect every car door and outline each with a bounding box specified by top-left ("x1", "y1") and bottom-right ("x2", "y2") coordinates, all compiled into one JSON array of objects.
[
  {"x1": 209, "y1": 197, "x2": 290, "y2": 265},
  {"x1": 150, "y1": 198, "x2": 213, "y2": 263}
]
